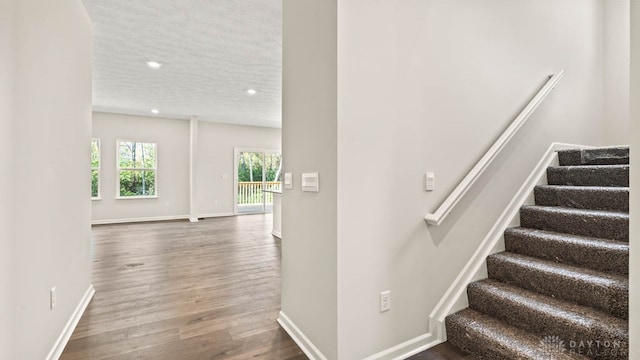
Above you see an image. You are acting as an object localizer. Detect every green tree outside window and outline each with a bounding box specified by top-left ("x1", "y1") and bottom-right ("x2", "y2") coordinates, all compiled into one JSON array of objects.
[
  {"x1": 118, "y1": 141, "x2": 157, "y2": 197},
  {"x1": 91, "y1": 139, "x2": 100, "y2": 198}
]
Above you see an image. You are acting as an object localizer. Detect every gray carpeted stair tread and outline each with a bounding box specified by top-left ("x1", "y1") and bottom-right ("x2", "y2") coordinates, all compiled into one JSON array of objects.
[
  {"x1": 557, "y1": 147, "x2": 629, "y2": 166},
  {"x1": 467, "y1": 279, "x2": 628, "y2": 360},
  {"x1": 504, "y1": 227, "x2": 628, "y2": 275},
  {"x1": 534, "y1": 185, "x2": 629, "y2": 212},
  {"x1": 486, "y1": 252, "x2": 628, "y2": 319},
  {"x1": 547, "y1": 165, "x2": 629, "y2": 187},
  {"x1": 519, "y1": 206, "x2": 629, "y2": 242},
  {"x1": 443, "y1": 146, "x2": 629, "y2": 359},
  {"x1": 446, "y1": 308, "x2": 590, "y2": 360}
]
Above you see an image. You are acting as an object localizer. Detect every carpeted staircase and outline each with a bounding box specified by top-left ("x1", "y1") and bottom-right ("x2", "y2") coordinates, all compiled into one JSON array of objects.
[{"x1": 445, "y1": 146, "x2": 629, "y2": 359}]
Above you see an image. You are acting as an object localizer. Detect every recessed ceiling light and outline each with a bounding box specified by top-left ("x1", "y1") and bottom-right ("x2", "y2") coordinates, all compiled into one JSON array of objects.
[
  {"x1": 151, "y1": 109, "x2": 159, "y2": 114},
  {"x1": 247, "y1": 89, "x2": 257, "y2": 95},
  {"x1": 146, "y1": 61, "x2": 162, "y2": 69}
]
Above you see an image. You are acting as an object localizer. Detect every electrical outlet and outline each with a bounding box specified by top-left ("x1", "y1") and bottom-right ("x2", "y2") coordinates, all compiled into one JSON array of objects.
[
  {"x1": 380, "y1": 291, "x2": 391, "y2": 312},
  {"x1": 50, "y1": 287, "x2": 56, "y2": 310}
]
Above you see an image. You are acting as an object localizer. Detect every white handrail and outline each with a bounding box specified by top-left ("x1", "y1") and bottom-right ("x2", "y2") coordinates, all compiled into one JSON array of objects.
[{"x1": 424, "y1": 71, "x2": 564, "y2": 226}]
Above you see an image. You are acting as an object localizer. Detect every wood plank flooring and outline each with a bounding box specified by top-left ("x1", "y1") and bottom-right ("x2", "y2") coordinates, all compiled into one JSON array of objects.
[
  {"x1": 407, "y1": 343, "x2": 475, "y2": 360},
  {"x1": 61, "y1": 214, "x2": 307, "y2": 360}
]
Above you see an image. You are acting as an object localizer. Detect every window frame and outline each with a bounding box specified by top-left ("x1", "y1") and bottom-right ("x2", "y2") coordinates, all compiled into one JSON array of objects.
[
  {"x1": 91, "y1": 138, "x2": 101, "y2": 200},
  {"x1": 115, "y1": 139, "x2": 158, "y2": 199}
]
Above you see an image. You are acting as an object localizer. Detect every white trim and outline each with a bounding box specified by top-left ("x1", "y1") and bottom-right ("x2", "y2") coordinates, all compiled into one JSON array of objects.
[
  {"x1": 363, "y1": 333, "x2": 439, "y2": 360},
  {"x1": 277, "y1": 311, "x2": 328, "y2": 360},
  {"x1": 197, "y1": 212, "x2": 235, "y2": 219},
  {"x1": 427, "y1": 142, "x2": 593, "y2": 342},
  {"x1": 46, "y1": 284, "x2": 95, "y2": 360},
  {"x1": 234, "y1": 149, "x2": 239, "y2": 215},
  {"x1": 233, "y1": 147, "x2": 282, "y2": 215},
  {"x1": 234, "y1": 147, "x2": 282, "y2": 154},
  {"x1": 114, "y1": 195, "x2": 159, "y2": 200},
  {"x1": 271, "y1": 230, "x2": 281, "y2": 238},
  {"x1": 91, "y1": 213, "x2": 237, "y2": 225},
  {"x1": 277, "y1": 311, "x2": 437, "y2": 360},
  {"x1": 116, "y1": 139, "x2": 158, "y2": 198},
  {"x1": 188, "y1": 217, "x2": 199, "y2": 223},
  {"x1": 92, "y1": 215, "x2": 190, "y2": 225},
  {"x1": 425, "y1": 71, "x2": 565, "y2": 226}
]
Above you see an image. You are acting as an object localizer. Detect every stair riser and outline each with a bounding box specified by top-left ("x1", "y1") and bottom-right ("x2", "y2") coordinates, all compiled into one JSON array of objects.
[
  {"x1": 444, "y1": 146, "x2": 630, "y2": 360},
  {"x1": 445, "y1": 311, "x2": 588, "y2": 360},
  {"x1": 547, "y1": 166, "x2": 629, "y2": 187},
  {"x1": 520, "y1": 207, "x2": 629, "y2": 242},
  {"x1": 486, "y1": 255, "x2": 628, "y2": 319},
  {"x1": 534, "y1": 186, "x2": 629, "y2": 212},
  {"x1": 558, "y1": 147, "x2": 629, "y2": 166},
  {"x1": 445, "y1": 316, "x2": 511, "y2": 360},
  {"x1": 467, "y1": 284, "x2": 628, "y2": 360},
  {"x1": 504, "y1": 230, "x2": 629, "y2": 275}
]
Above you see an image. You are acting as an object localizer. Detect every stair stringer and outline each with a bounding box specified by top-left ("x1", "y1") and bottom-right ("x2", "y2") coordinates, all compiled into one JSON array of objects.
[{"x1": 426, "y1": 142, "x2": 594, "y2": 344}]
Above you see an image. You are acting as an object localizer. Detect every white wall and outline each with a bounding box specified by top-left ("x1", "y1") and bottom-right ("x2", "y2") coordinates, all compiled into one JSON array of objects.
[
  {"x1": 0, "y1": 0, "x2": 15, "y2": 358},
  {"x1": 629, "y1": 0, "x2": 639, "y2": 357},
  {"x1": 92, "y1": 112, "x2": 281, "y2": 222},
  {"x1": 604, "y1": 0, "x2": 631, "y2": 145},
  {"x1": 197, "y1": 122, "x2": 281, "y2": 216},
  {"x1": 1, "y1": 0, "x2": 93, "y2": 358},
  {"x1": 336, "y1": 1, "x2": 605, "y2": 358},
  {"x1": 281, "y1": 0, "x2": 338, "y2": 358},
  {"x1": 283, "y1": 1, "x2": 607, "y2": 359},
  {"x1": 92, "y1": 112, "x2": 190, "y2": 222}
]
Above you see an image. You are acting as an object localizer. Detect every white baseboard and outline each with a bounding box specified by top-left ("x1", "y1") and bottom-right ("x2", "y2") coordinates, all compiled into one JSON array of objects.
[
  {"x1": 427, "y1": 142, "x2": 592, "y2": 341},
  {"x1": 277, "y1": 311, "x2": 328, "y2": 360},
  {"x1": 46, "y1": 284, "x2": 95, "y2": 360},
  {"x1": 196, "y1": 212, "x2": 235, "y2": 219},
  {"x1": 92, "y1": 215, "x2": 190, "y2": 225},
  {"x1": 363, "y1": 332, "x2": 440, "y2": 360},
  {"x1": 272, "y1": 230, "x2": 282, "y2": 238},
  {"x1": 278, "y1": 311, "x2": 436, "y2": 360},
  {"x1": 91, "y1": 212, "x2": 237, "y2": 225}
]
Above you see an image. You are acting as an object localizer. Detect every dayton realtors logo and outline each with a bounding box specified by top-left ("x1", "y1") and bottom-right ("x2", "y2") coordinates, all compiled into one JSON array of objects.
[
  {"x1": 540, "y1": 335, "x2": 566, "y2": 356},
  {"x1": 540, "y1": 335, "x2": 627, "y2": 358},
  {"x1": 567, "y1": 339, "x2": 626, "y2": 357}
]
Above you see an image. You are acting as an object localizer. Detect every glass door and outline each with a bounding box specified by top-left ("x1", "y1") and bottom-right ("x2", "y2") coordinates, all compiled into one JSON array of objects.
[
  {"x1": 236, "y1": 151, "x2": 265, "y2": 214},
  {"x1": 235, "y1": 149, "x2": 281, "y2": 214},
  {"x1": 263, "y1": 152, "x2": 282, "y2": 213}
]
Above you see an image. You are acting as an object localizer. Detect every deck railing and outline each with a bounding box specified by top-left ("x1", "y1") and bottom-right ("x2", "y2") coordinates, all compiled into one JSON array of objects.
[{"x1": 237, "y1": 181, "x2": 281, "y2": 205}]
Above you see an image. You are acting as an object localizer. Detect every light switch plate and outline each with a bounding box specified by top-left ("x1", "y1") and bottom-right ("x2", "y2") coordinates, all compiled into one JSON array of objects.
[
  {"x1": 301, "y1": 172, "x2": 319, "y2": 192},
  {"x1": 284, "y1": 173, "x2": 293, "y2": 189},
  {"x1": 425, "y1": 172, "x2": 435, "y2": 191}
]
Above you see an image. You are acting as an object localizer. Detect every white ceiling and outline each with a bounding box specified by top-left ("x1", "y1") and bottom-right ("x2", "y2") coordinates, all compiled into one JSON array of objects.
[{"x1": 83, "y1": 0, "x2": 282, "y2": 128}]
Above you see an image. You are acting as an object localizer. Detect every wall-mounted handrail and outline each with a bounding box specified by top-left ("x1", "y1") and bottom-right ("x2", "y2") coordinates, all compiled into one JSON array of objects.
[{"x1": 425, "y1": 71, "x2": 564, "y2": 226}]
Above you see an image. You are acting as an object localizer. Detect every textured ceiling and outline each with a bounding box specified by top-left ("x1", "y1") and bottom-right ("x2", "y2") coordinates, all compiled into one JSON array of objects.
[{"x1": 83, "y1": 0, "x2": 282, "y2": 127}]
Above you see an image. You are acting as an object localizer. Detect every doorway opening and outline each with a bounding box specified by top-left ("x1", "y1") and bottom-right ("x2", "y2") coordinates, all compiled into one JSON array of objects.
[{"x1": 234, "y1": 148, "x2": 282, "y2": 214}]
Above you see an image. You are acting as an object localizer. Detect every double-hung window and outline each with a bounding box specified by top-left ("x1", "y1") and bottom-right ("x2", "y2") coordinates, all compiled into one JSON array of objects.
[
  {"x1": 91, "y1": 138, "x2": 100, "y2": 199},
  {"x1": 117, "y1": 140, "x2": 157, "y2": 198}
]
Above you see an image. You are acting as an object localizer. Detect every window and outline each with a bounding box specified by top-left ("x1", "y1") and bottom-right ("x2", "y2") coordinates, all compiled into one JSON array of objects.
[
  {"x1": 117, "y1": 141, "x2": 157, "y2": 198},
  {"x1": 91, "y1": 139, "x2": 100, "y2": 199}
]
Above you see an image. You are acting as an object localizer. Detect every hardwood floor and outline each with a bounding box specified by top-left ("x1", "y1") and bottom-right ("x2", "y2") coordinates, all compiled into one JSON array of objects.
[
  {"x1": 406, "y1": 343, "x2": 474, "y2": 360},
  {"x1": 61, "y1": 214, "x2": 307, "y2": 360}
]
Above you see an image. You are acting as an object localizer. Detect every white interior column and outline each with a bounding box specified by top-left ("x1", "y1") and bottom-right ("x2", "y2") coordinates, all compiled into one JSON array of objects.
[{"x1": 189, "y1": 115, "x2": 199, "y2": 222}]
